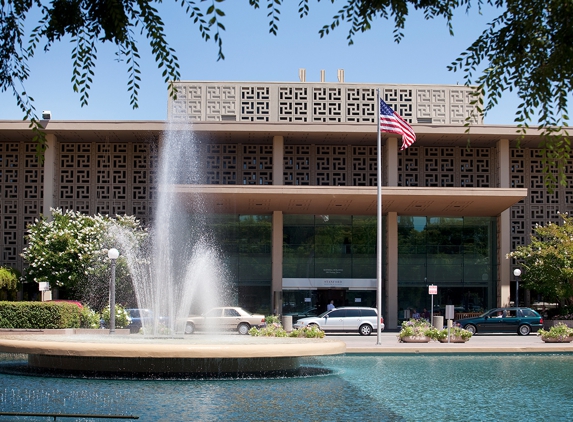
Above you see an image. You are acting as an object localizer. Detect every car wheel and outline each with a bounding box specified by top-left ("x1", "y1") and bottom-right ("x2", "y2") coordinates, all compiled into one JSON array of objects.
[
  {"x1": 518, "y1": 324, "x2": 531, "y2": 336},
  {"x1": 237, "y1": 323, "x2": 251, "y2": 335},
  {"x1": 184, "y1": 323, "x2": 195, "y2": 334},
  {"x1": 359, "y1": 324, "x2": 373, "y2": 336},
  {"x1": 464, "y1": 324, "x2": 477, "y2": 334}
]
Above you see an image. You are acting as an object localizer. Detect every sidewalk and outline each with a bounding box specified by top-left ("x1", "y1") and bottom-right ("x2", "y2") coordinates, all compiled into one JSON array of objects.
[{"x1": 327, "y1": 332, "x2": 573, "y2": 354}]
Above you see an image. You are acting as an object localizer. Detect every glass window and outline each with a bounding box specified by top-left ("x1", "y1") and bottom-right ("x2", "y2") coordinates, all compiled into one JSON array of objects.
[
  {"x1": 328, "y1": 309, "x2": 346, "y2": 318},
  {"x1": 346, "y1": 309, "x2": 361, "y2": 317},
  {"x1": 205, "y1": 308, "x2": 222, "y2": 317},
  {"x1": 283, "y1": 215, "x2": 380, "y2": 279},
  {"x1": 224, "y1": 309, "x2": 240, "y2": 317},
  {"x1": 397, "y1": 216, "x2": 496, "y2": 322},
  {"x1": 361, "y1": 309, "x2": 377, "y2": 317}
]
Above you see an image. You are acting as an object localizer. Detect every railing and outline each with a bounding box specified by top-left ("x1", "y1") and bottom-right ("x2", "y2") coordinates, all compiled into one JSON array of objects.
[
  {"x1": 0, "y1": 412, "x2": 138, "y2": 420},
  {"x1": 454, "y1": 312, "x2": 482, "y2": 320}
]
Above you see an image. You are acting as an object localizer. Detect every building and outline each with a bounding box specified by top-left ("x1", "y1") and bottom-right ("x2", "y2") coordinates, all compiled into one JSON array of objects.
[{"x1": 1, "y1": 77, "x2": 570, "y2": 328}]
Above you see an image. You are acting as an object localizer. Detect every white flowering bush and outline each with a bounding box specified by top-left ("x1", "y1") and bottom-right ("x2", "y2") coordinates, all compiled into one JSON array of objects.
[
  {"x1": 101, "y1": 304, "x2": 131, "y2": 329},
  {"x1": 21, "y1": 208, "x2": 147, "y2": 310},
  {"x1": 508, "y1": 212, "x2": 573, "y2": 306}
]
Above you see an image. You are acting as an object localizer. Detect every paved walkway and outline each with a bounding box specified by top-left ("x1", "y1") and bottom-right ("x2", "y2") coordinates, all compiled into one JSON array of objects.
[{"x1": 327, "y1": 331, "x2": 573, "y2": 354}]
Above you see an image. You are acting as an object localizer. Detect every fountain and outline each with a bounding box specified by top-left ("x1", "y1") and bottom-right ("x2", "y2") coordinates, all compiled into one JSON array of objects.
[{"x1": 0, "y1": 122, "x2": 345, "y2": 378}]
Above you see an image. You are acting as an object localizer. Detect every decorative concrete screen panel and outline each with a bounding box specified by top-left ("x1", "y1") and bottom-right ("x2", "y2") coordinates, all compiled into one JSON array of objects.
[
  {"x1": 169, "y1": 82, "x2": 481, "y2": 124},
  {"x1": 0, "y1": 142, "x2": 43, "y2": 269},
  {"x1": 57, "y1": 141, "x2": 155, "y2": 224}
]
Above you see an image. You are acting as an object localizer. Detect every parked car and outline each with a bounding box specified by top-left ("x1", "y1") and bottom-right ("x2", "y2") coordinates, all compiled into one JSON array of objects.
[
  {"x1": 185, "y1": 307, "x2": 266, "y2": 335},
  {"x1": 293, "y1": 307, "x2": 384, "y2": 336},
  {"x1": 126, "y1": 308, "x2": 154, "y2": 333},
  {"x1": 456, "y1": 307, "x2": 543, "y2": 336}
]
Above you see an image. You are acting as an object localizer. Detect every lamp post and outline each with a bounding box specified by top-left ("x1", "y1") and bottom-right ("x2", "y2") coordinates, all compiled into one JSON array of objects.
[
  {"x1": 108, "y1": 248, "x2": 120, "y2": 334},
  {"x1": 513, "y1": 268, "x2": 521, "y2": 308}
]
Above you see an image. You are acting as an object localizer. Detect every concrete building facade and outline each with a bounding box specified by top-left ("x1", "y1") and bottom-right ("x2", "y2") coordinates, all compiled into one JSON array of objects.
[{"x1": 1, "y1": 79, "x2": 571, "y2": 328}]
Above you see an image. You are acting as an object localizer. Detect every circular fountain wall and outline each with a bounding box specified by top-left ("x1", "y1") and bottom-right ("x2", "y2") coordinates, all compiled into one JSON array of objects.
[{"x1": 0, "y1": 334, "x2": 345, "y2": 378}]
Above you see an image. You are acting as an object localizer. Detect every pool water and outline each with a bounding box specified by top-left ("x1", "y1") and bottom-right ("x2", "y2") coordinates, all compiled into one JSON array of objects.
[{"x1": 1, "y1": 354, "x2": 572, "y2": 421}]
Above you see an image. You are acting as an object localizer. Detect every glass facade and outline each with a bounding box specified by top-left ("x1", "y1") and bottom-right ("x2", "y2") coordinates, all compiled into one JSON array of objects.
[
  {"x1": 283, "y1": 215, "x2": 378, "y2": 279},
  {"x1": 283, "y1": 215, "x2": 379, "y2": 315},
  {"x1": 200, "y1": 213, "x2": 497, "y2": 322},
  {"x1": 207, "y1": 214, "x2": 272, "y2": 315},
  {"x1": 397, "y1": 216, "x2": 497, "y2": 320}
]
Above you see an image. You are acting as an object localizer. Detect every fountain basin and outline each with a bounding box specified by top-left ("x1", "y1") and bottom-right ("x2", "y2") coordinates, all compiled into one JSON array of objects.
[{"x1": 0, "y1": 334, "x2": 345, "y2": 377}]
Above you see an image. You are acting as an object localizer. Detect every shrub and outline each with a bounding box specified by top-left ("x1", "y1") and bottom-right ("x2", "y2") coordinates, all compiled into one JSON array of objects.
[
  {"x1": 248, "y1": 316, "x2": 325, "y2": 338},
  {"x1": 249, "y1": 322, "x2": 288, "y2": 337},
  {"x1": 80, "y1": 306, "x2": 101, "y2": 329},
  {"x1": 538, "y1": 322, "x2": 573, "y2": 340},
  {"x1": 435, "y1": 325, "x2": 473, "y2": 341},
  {"x1": 289, "y1": 325, "x2": 325, "y2": 338},
  {"x1": 100, "y1": 304, "x2": 130, "y2": 328},
  {"x1": 398, "y1": 318, "x2": 438, "y2": 340},
  {"x1": 0, "y1": 301, "x2": 81, "y2": 329}
]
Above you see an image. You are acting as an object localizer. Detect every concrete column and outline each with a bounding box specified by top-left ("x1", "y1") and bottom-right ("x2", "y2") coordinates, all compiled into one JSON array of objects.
[
  {"x1": 497, "y1": 138, "x2": 511, "y2": 306},
  {"x1": 386, "y1": 211, "x2": 398, "y2": 329},
  {"x1": 272, "y1": 136, "x2": 284, "y2": 186},
  {"x1": 43, "y1": 134, "x2": 57, "y2": 217},
  {"x1": 272, "y1": 210, "x2": 284, "y2": 314},
  {"x1": 384, "y1": 137, "x2": 399, "y2": 186}
]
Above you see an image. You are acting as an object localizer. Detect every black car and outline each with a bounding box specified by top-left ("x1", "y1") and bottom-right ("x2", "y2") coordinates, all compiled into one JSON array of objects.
[{"x1": 456, "y1": 307, "x2": 543, "y2": 336}]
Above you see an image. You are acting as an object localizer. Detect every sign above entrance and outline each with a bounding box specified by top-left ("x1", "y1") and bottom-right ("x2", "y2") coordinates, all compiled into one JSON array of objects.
[
  {"x1": 283, "y1": 278, "x2": 377, "y2": 290},
  {"x1": 428, "y1": 285, "x2": 437, "y2": 295}
]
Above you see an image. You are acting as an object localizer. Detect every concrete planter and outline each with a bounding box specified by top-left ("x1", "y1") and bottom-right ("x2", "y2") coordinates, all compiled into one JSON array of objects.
[
  {"x1": 438, "y1": 336, "x2": 468, "y2": 343},
  {"x1": 541, "y1": 336, "x2": 573, "y2": 343},
  {"x1": 400, "y1": 336, "x2": 432, "y2": 343}
]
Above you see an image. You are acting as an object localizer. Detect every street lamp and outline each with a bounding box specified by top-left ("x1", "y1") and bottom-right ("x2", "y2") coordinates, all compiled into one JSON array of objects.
[
  {"x1": 513, "y1": 268, "x2": 521, "y2": 308},
  {"x1": 108, "y1": 248, "x2": 120, "y2": 334}
]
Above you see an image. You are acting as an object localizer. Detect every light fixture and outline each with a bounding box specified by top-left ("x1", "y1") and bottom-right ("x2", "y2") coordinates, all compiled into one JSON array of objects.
[
  {"x1": 108, "y1": 248, "x2": 120, "y2": 333},
  {"x1": 42, "y1": 111, "x2": 52, "y2": 120},
  {"x1": 513, "y1": 268, "x2": 521, "y2": 308}
]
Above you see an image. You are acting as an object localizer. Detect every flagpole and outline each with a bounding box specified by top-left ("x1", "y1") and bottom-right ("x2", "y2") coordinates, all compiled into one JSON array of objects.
[{"x1": 376, "y1": 88, "x2": 382, "y2": 345}]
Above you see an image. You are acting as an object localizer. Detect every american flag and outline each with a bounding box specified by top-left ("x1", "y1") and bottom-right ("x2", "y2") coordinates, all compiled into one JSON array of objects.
[{"x1": 379, "y1": 99, "x2": 416, "y2": 150}]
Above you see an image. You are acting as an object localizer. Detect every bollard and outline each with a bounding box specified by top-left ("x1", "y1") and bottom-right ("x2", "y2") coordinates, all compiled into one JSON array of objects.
[
  {"x1": 433, "y1": 315, "x2": 444, "y2": 330},
  {"x1": 282, "y1": 315, "x2": 293, "y2": 332}
]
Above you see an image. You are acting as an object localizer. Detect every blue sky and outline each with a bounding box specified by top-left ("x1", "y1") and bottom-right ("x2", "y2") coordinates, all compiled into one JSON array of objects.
[{"x1": 0, "y1": 2, "x2": 520, "y2": 124}]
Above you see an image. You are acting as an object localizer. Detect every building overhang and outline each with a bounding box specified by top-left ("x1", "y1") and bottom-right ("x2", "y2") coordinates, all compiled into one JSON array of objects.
[
  {"x1": 0, "y1": 120, "x2": 548, "y2": 148},
  {"x1": 167, "y1": 185, "x2": 527, "y2": 217}
]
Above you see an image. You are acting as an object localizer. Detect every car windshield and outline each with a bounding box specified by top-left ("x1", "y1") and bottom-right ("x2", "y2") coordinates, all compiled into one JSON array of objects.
[{"x1": 318, "y1": 311, "x2": 330, "y2": 317}]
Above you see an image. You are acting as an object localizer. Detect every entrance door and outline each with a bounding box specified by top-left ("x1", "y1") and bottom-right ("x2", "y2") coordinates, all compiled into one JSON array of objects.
[{"x1": 316, "y1": 289, "x2": 346, "y2": 314}]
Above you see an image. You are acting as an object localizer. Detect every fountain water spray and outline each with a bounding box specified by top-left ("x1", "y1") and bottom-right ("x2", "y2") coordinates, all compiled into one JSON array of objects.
[{"x1": 110, "y1": 123, "x2": 228, "y2": 335}]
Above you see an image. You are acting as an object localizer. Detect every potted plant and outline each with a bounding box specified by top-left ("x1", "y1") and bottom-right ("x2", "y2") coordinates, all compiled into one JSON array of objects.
[
  {"x1": 398, "y1": 319, "x2": 438, "y2": 343},
  {"x1": 435, "y1": 325, "x2": 473, "y2": 343},
  {"x1": 537, "y1": 322, "x2": 573, "y2": 343}
]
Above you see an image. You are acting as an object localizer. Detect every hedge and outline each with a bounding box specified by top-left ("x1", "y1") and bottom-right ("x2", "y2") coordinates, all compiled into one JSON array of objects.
[{"x1": 0, "y1": 301, "x2": 82, "y2": 329}]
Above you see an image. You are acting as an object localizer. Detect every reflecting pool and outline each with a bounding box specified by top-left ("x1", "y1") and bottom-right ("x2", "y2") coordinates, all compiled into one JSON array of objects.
[{"x1": 2, "y1": 353, "x2": 573, "y2": 421}]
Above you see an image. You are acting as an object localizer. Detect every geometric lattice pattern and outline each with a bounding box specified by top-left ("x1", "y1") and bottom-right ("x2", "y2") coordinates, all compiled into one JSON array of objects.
[
  {"x1": 398, "y1": 146, "x2": 494, "y2": 188},
  {"x1": 0, "y1": 142, "x2": 43, "y2": 269},
  {"x1": 57, "y1": 141, "x2": 155, "y2": 223},
  {"x1": 170, "y1": 82, "x2": 481, "y2": 124},
  {"x1": 284, "y1": 145, "x2": 379, "y2": 186},
  {"x1": 509, "y1": 148, "x2": 573, "y2": 252},
  {"x1": 204, "y1": 144, "x2": 273, "y2": 185}
]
